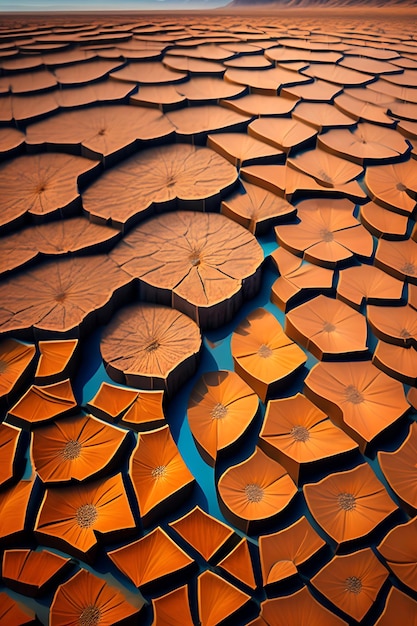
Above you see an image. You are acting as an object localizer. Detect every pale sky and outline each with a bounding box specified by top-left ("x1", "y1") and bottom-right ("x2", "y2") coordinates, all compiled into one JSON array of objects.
[{"x1": 1, "y1": 0, "x2": 229, "y2": 10}]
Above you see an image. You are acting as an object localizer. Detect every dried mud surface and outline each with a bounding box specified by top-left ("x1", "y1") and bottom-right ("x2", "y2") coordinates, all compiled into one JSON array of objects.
[{"x1": 0, "y1": 9, "x2": 417, "y2": 625}]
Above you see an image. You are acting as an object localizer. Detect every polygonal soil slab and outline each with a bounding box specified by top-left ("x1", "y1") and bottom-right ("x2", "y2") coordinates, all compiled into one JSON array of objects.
[
  {"x1": 231, "y1": 308, "x2": 306, "y2": 402},
  {"x1": 187, "y1": 370, "x2": 259, "y2": 466},
  {"x1": 303, "y1": 463, "x2": 397, "y2": 547},
  {"x1": 221, "y1": 179, "x2": 296, "y2": 235},
  {"x1": 83, "y1": 143, "x2": 238, "y2": 230},
  {"x1": 304, "y1": 360, "x2": 409, "y2": 452},
  {"x1": 217, "y1": 446, "x2": 297, "y2": 534},
  {"x1": 0, "y1": 255, "x2": 132, "y2": 338},
  {"x1": 0, "y1": 153, "x2": 99, "y2": 232},
  {"x1": 26, "y1": 104, "x2": 174, "y2": 165},
  {"x1": 275, "y1": 198, "x2": 373, "y2": 268}
]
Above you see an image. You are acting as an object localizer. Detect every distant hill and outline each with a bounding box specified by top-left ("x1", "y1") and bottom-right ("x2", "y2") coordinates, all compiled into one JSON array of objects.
[{"x1": 229, "y1": 0, "x2": 417, "y2": 6}]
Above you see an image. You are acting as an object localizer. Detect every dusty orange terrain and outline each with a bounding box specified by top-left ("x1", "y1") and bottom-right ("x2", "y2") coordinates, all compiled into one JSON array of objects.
[{"x1": 0, "y1": 8, "x2": 416, "y2": 625}]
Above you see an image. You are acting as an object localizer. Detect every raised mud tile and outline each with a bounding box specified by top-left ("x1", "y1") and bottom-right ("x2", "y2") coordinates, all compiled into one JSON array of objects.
[
  {"x1": 292, "y1": 101, "x2": 355, "y2": 130},
  {"x1": 275, "y1": 198, "x2": 373, "y2": 268},
  {"x1": 152, "y1": 586, "x2": 194, "y2": 626},
  {"x1": 187, "y1": 370, "x2": 258, "y2": 466},
  {"x1": 248, "y1": 117, "x2": 317, "y2": 152},
  {"x1": 3, "y1": 69, "x2": 57, "y2": 94},
  {"x1": 284, "y1": 294, "x2": 368, "y2": 360},
  {"x1": 281, "y1": 79, "x2": 342, "y2": 102},
  {"x1": 373, "y1": 339, "x2": 417, "y2": 385},
  {"x1": 108, "y1": 527, "x2": 194, "y2": 589},
  {"x1": 304, "y1": 360, "x2": 409, "y2": 452},
  {"x1": 7, "y1": 379, "x2": 77, "y2": 428},
  {"x1": 375, "y1": 588, "x2": 417, "y2": 626},
  {"x1": 207, "y1": 131, "x2": 284, "y2": 167},
  {"x1": 217, "y1": 446, "x2": 297, "y2": 534},
  {"x1": 31, "y1": 413, "x2": 128, "y2": 483},
  {"x1": 302, "y1": 62, "x2": 373, "y2": 86},
  {"x1": 34, "y1": 474, "x2": 135, "y2": 560},
  {"x1": 10, "y1": 91, "x2": 60, "y2": 123},
  {"x1": 56, "y1": 79, "x2": 136, "y2": 108},
  {"x1": 337, "y1": 264, "x2": 404, "y2": 309},
  {"x1": 0, "y1": 95, "x2": 14, "y2": 123},
  {"x1": 367, "y1": 303, "x2": 417, "y2": 347},
  {"x1": 109, "y1": 60, "x2": 187, "y2": 84},
  {"x1": 130, "y1": 83, "x2": 186, "y2": 108},
  {"x1": 397, "y1": 118, "x2": 417, "y2": 140},
  {"x1": 368, "y1": 79, "x2": 417, "y2": 105},
  {"x1": 303, "y1": 463, "x2": 397, "y2": 546},
  {"x1": 110, "y1": 211, "x2": 263, "y2": 328},
  {"x1": 1, "y1": 54, "x2": 44, "y2": 72},
  {"x1": 26, "y1": 104, "x2": 174, "y2": 164},
  {"x1": 221, "y1": 93, "x2": 297, "y2": 117},
  {"x1": 0, "y1": 218, "x2": 120, "y2": 276},
  {"x1": 231, "y1": 307, "x2": 306, "y2": 402},
  {"x1": 197, "y1": 571, "x2": 251, "y2": 626},
  {"x1": 241, "y1": 162, "x2": 365, "y2": 202},
  {"x1": 343, "y1": 86, "x2": 396, "y2": 107},
  {"x1": 217, "y1": 538, "x2": 257, "y2": 590},
  {"x1": 169, "y1": 505, "x2": 237, "y2": 563},
  {"x1": 378, "y1": 422, "x2": 417, "y2": 515},
  {"x1": 0, "y1": 593, "x2": 37, "y2": 625},
  {"x1": 224, "y1": 54, "x2": 272, "y2": 69},
  {"x1": 166, "y1": 43, "x2": 234, "y2": 62},
  {"x1": 340, "y1": 55, "x2": 401, "y2": 75},
  {"x1": 1, "y1": 549, "x2": 71, "y2": 598},
  {"x1": 0, "y1": 153, "x2": 99, "y2": 231},
  {"x1": 49, "y1": 569, "x2": 143, "y2": 624},
  {"x1": 100, "y1": 303, "x2": 201, "y2": 393},
  {"x1": 129, "y1": 424, "x2": 195, "y2": 526},
  {"x1": 86, "y1": 382, "x2": 139, "y2": 422},
  {"x1": 83, "y1": 144, "x2": 237, "y2": 229},
  {"x1": 259, "y1": 393, "x2": 358, "y2": 484},
  {"x1": 224, "y1": 65, "x2": 311, "y2": 95},
  {"x1": 163, "y1": 55, "x2": 225, "y2": 75},
  {"x1": 360, "y1": 201, "x2": 409, "y2": 239},
  {"x1": 0, "y1": 127, "x2": 25, "y2": 156},
  {"x1": 259, "y1": 516, "x2": 325, "y2": 586},
  {"x1": 0, "y1": 339, "x2": 36, "y2": 403},
  {"x1": 318, "y1": 122, "x2": 409, "y2": 164},
  {"x1": 311, "y1": 549, "x2": 388, "y2": 623},
  {"x1": 0, "y1": 256, "x2": 132, "y2": 338},
  {"x1": 265, "y1": 47, "x2": 342, "y2": 65},
  {"x1": 53, "y1": 58, "x2": 123, "y2": 85},
  {"x1": 221, "y1": 179, "x2": 296, "y2": 235},
  {"x1": 121, "y1": 389, "x2": 165, "y2": 431},
  {"x1": 375, "y1": 238, "x2": 417, "y2": 283},
  {"x1": 166, "y1": 104, "x2": 251, "y2": 141},
  {"x1": 342, "y1": 45, "x2": 399, "y2": 61},
  {"x1": 287, "y1": 148, "x2": 363, "y2": 187},
  {"x1": 377, "y1": 517, "x2": 417, "y2": 593},
  {"x1": 35, "y1": 339, "x2": 79, "y2": 385},
  {"x1": 0, "y1": 480, "x2": 35, "y2": 544},
  {"x1": 41, "y1": 47, "x2": 96, "y2": 66},
  {"x1": 174, "y1": 75, "x2": 246, "y2": 102},
  {"x1": 381, "y1": 68, "x2": 417, "y2": 87},
  {"x1": 270, "y1": 247, "x2": 335, "y2": 313},
  {"x1": 0, "y1": 423, "x2": 23, "y2": 488},
  {"x1": 260, "y1": 586, "x2": 348, "y2": 626},
  {"x1": 334, "y1": 92, "x2": 395, "y2": 125}
]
